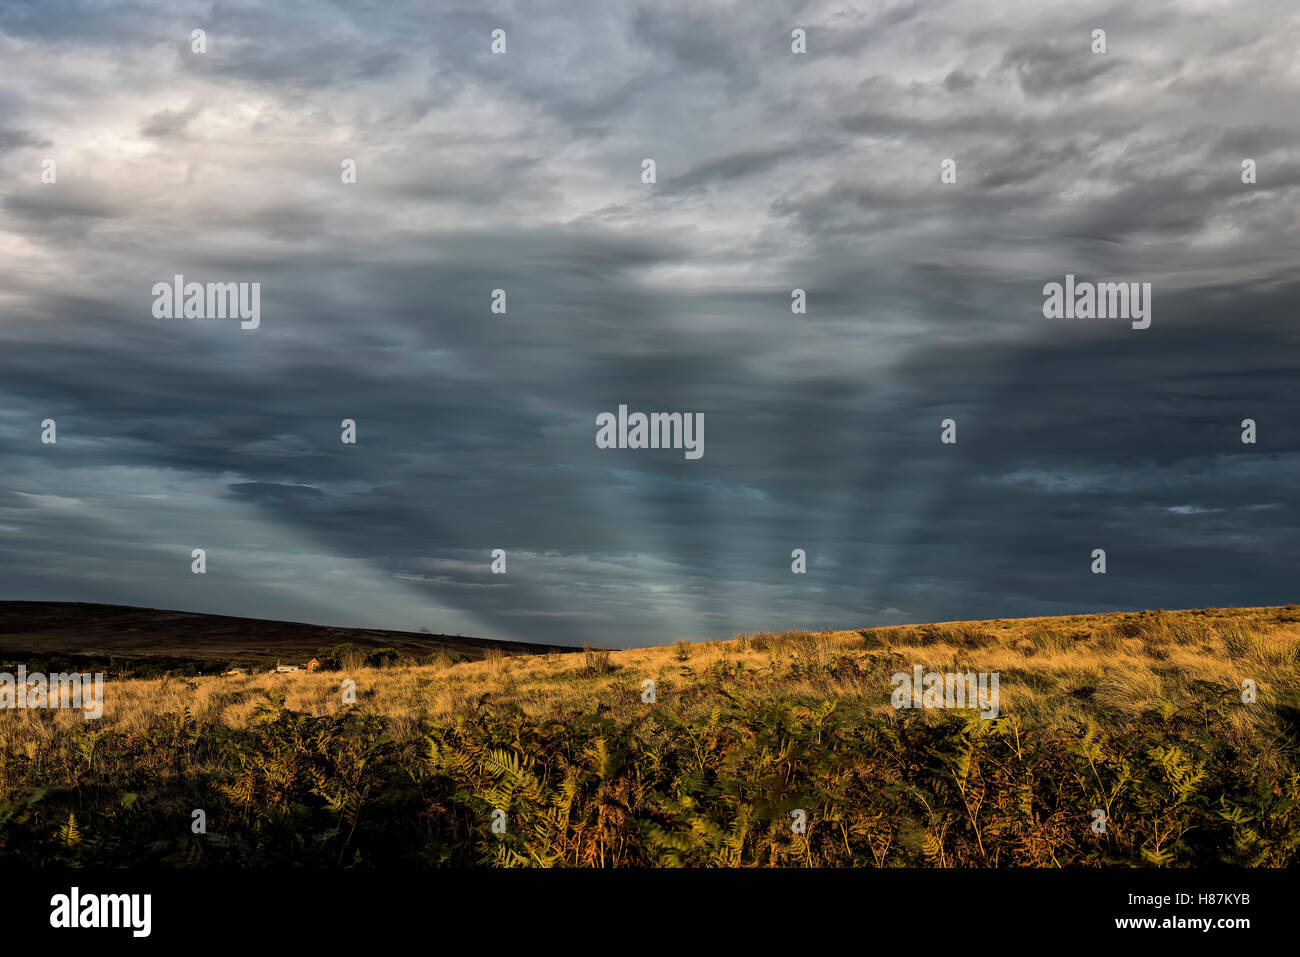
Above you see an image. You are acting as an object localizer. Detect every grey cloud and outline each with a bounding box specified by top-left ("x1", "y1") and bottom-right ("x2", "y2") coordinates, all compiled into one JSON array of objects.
[
  {"x1": 1001, "y1": 40, "x2": 1122, "y2": 97},
  {"x1": 0, "y1": 127, "x2": 49, "y2": 151},
  {"x1": 140, "y1": 101, "x2": 203, "y2": 137},
  {"x1": 0, "y1": 0, "x2": 1296, "y2": 646}
]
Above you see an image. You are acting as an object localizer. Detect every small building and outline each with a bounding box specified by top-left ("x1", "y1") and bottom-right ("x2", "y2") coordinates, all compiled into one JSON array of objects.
[
  {"x1": 305, "y1": 657, "x2": 321, "y2": 673},
  {"x1": 275, "y1": 661, "x2": 299, "y2": 673}
]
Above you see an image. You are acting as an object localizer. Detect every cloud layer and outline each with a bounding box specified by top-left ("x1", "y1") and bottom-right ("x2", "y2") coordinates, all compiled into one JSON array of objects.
[{"x1": 1, "y1": 0, "x2": 1297, "y2": 646}]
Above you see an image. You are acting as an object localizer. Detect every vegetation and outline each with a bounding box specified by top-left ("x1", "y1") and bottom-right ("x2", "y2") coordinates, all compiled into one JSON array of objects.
[{"x1": 0, "y1": 606, "x2": 1297, "y2": 866}]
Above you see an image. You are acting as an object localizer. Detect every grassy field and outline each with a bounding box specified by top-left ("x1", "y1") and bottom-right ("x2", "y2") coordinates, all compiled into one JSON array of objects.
[{"x1": 1, "y1": 606, "x2": 1297, "y2": 866}]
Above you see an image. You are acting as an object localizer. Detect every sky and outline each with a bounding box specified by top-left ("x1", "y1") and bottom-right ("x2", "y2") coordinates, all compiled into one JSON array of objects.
[{"x1": 0, "y1": 0, "x2": 1297, "y2": 647}]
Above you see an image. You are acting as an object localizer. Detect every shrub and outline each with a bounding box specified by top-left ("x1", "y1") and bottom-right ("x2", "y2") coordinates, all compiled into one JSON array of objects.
[
  {"x1": 583, "y1": 644, "x2": 612, "y2": 675},
  {"x1": 1026, "y1": 626, "x2": 1072, "y2": 654},
  {"x1": 1219, "y1": 620, "x2": 1262, "y2": 659}
]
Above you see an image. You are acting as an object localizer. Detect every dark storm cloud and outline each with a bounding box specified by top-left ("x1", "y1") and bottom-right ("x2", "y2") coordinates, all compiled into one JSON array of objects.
[
  {"x1": 942, "y1": 70, "x2": 976, "y2": 92},
  {"x1": 0, "y1": 127, "x2": 48, "y2": 151},
  {"x1": 0, "y1": 0, "x2": 1297, "y2": 646},
  {"x1": 664, "y1": 144, "x2": 813, "y2": 193},
  {"x1": 4, "y1": 186, "x2": 119, "y2": 222},
  {"x1": 139, "y1": 101, "x2": 202, "y2": 137},
  {"x1": 1001, "y1": 40, "x2": 1121, "y2": 97}
]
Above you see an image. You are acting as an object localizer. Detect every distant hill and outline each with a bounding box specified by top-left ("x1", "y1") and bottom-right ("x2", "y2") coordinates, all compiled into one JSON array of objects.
[{"x1": 0, "y1": 601, "x2": 581, "y2": 665}]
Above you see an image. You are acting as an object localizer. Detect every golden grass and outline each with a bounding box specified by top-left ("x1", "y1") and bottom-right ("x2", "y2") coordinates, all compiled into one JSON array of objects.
[{"x1": 1, "y1": 605, "x2": 1296, "y2": 758}]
